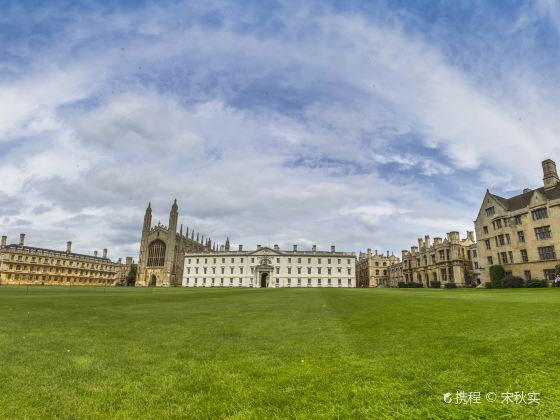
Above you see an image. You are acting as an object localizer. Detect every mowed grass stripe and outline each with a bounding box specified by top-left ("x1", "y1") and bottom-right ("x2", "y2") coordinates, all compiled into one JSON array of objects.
[{"x1": 0, "y1": 287, "x2": 559, "y2": 419}]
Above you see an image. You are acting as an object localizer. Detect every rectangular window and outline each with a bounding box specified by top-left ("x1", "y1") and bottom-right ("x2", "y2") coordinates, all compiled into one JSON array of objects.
[
  {"x1": 487, "y1": 256, "x2": 493, "y2": 265},
  {"x1": 508, "y1": 251, "x2": 514, "y2": 264},
  {"x1": 532, "y1": 208, "x2": 548, "y2": 220},
  {"x1": 544, "y1": 270, "x2": 556, "y2": 280},
  {"x1": 287, "y1": 267, "x2": 291, "y2": 274},
  {"x1": 483, "y1": 226, "x2": 489, "y2": 234},
  {"x1": 520, "y1": 249, "x2": 529, "y2": 262},
  {"x1": 518, "y1": 231, "x2": 525, "y2": 243},
  {"x1": 288, "y1": 258, "x2": 291, "y2": 263},
  {"x1": 307, "y1": 267, "x2": 311, "y2": 274},
  {"x1": 485, "y1": 207, "x2": 495, "y2": 216},
  {"x1": 485, "y1": 239, "x2": 491, "y2": 250},
  {"x1": 524, "y1": 270, "x2": 531, "y2": 281},
  {"x1": 500, "y1": 252, "x2": 508, "y2": 264},
  {"x1": 538, "y1": 246, "x2": 556, "y2": 261},
  {"x1": 498, "y1": 235, "x2": 505, "y2": 246},
  {"x1": 495, "y1": 219, "x2": 502, "y2": 229},
  {"x1": 514, "y1": 215, "x2": 522, "y2": 225},
  {"x1": 535, "y1": 226, "x2": 552, "y2": 240}
]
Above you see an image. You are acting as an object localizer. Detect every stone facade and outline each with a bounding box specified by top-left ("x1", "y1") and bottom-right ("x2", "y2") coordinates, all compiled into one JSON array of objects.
[
  {"x1": 469, "y1": 243, "x2": 482, "y2": 285},
  {"x1": 398, "y1": 232, "x2": 476, "y2": 287},
  {"x1": 136, "y1": 200, "x2": 212, "y2": 287},
  {"x1": 356, "y1": 249, "x2": 400, "y2": 287},
  {"x1": 183, "y1": 244, "x2": 356, "y2": 288},
  {"x1": 474, "y1": 159, "x2": 560, "y2": 284},
  {"x1": 0, "y1": 234, "x2": 133, "y2": 286}
]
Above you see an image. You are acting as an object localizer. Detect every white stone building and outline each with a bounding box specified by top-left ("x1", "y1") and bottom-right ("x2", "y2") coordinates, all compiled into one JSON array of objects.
[{"x1": 183, "y1": 243, "x2": 356, "y2": 288}]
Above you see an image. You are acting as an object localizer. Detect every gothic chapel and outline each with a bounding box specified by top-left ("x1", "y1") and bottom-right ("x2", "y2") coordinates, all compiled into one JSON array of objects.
[{"x1": 136, "y1": 200, "x2": 213, "y2": 286}]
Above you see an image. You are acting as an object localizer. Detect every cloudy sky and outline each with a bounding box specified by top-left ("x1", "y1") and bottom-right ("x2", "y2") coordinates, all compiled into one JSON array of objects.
[{"x1": 1, "y1": 0, "x2": 560, "y2": 260}]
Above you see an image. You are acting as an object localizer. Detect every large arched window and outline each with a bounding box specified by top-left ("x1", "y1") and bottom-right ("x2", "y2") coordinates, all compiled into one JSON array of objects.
[{"x1": 147, "y1": 240, "x2": 166, "y2": 267}]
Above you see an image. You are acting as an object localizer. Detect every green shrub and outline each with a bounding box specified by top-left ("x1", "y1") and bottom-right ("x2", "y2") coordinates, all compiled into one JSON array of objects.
[
  {"x1": 484, "y1": 282, "x2": 493, "y2": 289},
  {"x1": 526, "y1": 279, "x2": 548, "y2": 288},
  {"x1": 489, "y1": 265, "x2": 505, "y2": 288},
  {"x1": 397, "y1": 282, "x2": 408, "y2": 288},
  {"x1": 430, "y1": 281, "x2": 441, "y2": 288},
  {"x1": 444, "y1": 282, "x2": 457, "y2": 289},
  {"x1": 411, "y1": 282, "x2": 424, "y2": 288},
  {"x1": 501, "y1": 275, "x2": 525, "y2": 288}
]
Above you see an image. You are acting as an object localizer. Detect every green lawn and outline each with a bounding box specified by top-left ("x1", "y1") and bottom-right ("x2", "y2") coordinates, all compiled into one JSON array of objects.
[{"x1": 1, "y1": 287, "x2": 559, "y2": 419}]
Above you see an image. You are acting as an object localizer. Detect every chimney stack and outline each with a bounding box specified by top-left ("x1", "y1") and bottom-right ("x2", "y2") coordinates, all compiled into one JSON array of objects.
[
  {"x1": 126, "y1": 256, "x2": 132, "y2": 265},
  {"x1": 293, "y1": 244, "x2": 297, "y2": 252},
  {"x1": 543, "y1": 159, "x2": 559, "y2": 190},
  {"x1": 312, "y1": 244, "x2": 317, "y2": 252},
  {"x1": 1, "y1": 236, "x2": 6, "y2": 247},
  {"x1": 19, "y1": 233, "x2": 25, "y2": 247},
  {"x1": 93, "y1": 250, "x2": 98, "y2": 257},
  {"x1": 274, "y1": 244, "x2": 280, "y2": 250},
  {"x1": 367, "y1": 248, "x2": 372, "y2": 256},
  {"x1": 103, "y1": 248, "x2": 107, "y2": 258},
  {"x1": 66, "y1": 241, "x2": 72, "y2": 253},
  {"x1": 238, "y1": 244, "x2": 243, "y2": 252},
  {"x1": 331, "y1": 245, "x2": 335, "y2": 253}
]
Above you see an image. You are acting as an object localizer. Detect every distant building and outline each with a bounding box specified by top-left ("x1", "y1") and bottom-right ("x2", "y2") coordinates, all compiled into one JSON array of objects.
[
  {"x1": 356, "y1": 249, "x2": 400, "y2": 287},
  {"x1": 398, "y1": 232, "x2": 476, "y2": 287},
  {"x1": 474, "y1": 159, "x2": 560, "y2": 284},
  {"x1": 136, "y1": 200, "x2": 212, "y2": 287},
  {"x1": 0, "y1": 234, "x2": 133, "y2": 286},
  {"x1": 183, "y1": 243, "x2": 356, "y2": 288}
]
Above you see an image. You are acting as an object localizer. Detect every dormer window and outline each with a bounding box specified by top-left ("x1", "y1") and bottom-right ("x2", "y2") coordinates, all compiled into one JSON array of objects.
[{"x1": 485, "y1": 207, "x2": 495, "y2": 216}]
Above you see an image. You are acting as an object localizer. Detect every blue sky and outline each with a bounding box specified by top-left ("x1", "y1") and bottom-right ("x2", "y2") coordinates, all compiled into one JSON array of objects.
[{"x1": 1, "y1": 0, "x2": 560, "y2": 260}]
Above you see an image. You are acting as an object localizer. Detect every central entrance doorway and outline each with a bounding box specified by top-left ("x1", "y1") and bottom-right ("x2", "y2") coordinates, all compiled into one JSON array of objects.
[
  {"x1": 260, "y1": 272, "x2": 269, "y2": 288},
  {"x1": 149, "y1": 275, "x2": 156, "y2": 287}
]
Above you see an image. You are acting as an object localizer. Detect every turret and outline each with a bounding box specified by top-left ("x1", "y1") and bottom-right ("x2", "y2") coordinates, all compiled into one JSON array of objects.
[
  {"x1": 19, "y1": 233, "x2": 25, "y2": 247},
  {"x1": 143, "y1": 203, "x2": 152, "y2": 232},
  {"x1": 1, "y1": 236, "x2": 6, "y2": 247},
  {"x1": 66, "y1": 241, "x2": 72, "y2": 253},
  {"x1": 225, "y1": 237, "x2": 230, "y2": 251}
]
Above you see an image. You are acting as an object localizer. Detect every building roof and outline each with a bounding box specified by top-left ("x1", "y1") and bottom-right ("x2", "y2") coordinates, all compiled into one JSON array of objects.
[
  {"x1": 490, "y1": 183, "x2": 560, "y2": 212},
  {"x1": 1, "y1": 244, "x2": 114, "y2": 263}
]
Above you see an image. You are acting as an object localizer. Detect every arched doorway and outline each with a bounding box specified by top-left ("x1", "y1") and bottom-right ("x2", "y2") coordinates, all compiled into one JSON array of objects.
[
  {"x1": 260, "y1": 272, "x2": 268, "y2": 288},
  {"x1": 149, "y1": 275, "x2": 157, "y2": 287}
]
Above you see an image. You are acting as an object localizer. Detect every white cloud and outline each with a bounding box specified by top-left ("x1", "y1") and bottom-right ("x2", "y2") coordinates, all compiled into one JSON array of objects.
[{"x1": 0, "y1": 3, "x2": 558, "y2": 259}]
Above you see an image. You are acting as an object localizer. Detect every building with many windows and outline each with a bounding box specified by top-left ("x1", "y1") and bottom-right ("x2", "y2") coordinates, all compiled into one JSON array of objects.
[
  {"x1": 0, "y1": 234, "x2": 133, "y2": 286},
  {"x1": 183, "y1": 243, "x2": 356, "y2": 288},
  {"x1": 474, "y1": 159, "x2": 560, "y2": 283},
  {"x1": 356, "y1": 249, "x2": 400, "y2": 287},
  {"x1": 395, "y1": 231, "x2": 476, "y2": 287}
]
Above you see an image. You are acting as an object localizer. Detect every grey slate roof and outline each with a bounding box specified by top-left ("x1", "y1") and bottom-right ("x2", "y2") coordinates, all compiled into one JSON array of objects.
[{"x1": 490, "y1": 183, "x2": 560, "y2": 211}]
